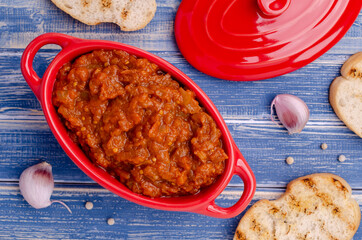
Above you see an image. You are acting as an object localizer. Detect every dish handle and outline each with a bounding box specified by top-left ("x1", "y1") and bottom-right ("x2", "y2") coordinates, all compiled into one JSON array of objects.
[
  {"x1": 195, "y1": 143, "x2": 256, "y2": 218},
  {"x1": 20, "y1": 33, "x2": 80, "y2": 100}
]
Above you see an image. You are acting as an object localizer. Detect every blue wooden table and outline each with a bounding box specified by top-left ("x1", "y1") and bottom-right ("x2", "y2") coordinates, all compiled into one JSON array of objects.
[{"x1": 0, "y1": 0, "x2": 361, "y2": 239}]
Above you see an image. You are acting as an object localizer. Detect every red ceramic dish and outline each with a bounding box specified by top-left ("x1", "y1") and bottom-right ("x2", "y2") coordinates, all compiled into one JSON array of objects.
[
  {"x1": 20, "y1": 33, "x2": 256, "y2": 218},
  {"x1": 175, "y1": 0, "x2": 362, "y2": 81}
]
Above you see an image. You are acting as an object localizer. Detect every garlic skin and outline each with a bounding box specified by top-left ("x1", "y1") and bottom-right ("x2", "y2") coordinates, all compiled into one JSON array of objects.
[
  {"x1": 19, "y1": 162, "x2": 71, "y2": 213},
  {"x1": 270, "y1": 94, "x2": 310, "y2": 134}
]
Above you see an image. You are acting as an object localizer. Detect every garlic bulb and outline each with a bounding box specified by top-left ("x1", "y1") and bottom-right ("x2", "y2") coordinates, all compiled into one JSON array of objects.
[
  {"x1": 270, "y1": 94, "x2": 310, "y2": 134},
  {"x1": 19, "y1": 162, "x2": 71, "y2": 213}
]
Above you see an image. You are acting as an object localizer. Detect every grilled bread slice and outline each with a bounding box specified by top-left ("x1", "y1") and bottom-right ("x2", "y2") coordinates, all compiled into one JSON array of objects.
[
  {"x1": 329, "y1": 52, "x2": 362, "y2": 138},
  {"x1": 234, "y1": 173, "x2": 360, "y2": 240},
  {"x1": 51, "y1": 0, "x2": 157, "y2": 31}
]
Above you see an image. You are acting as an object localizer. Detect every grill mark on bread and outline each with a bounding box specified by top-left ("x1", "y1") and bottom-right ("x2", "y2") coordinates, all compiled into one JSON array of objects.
[
  {"x1": 82, "y1": 0, "x2": 89, "y2": 7},
  {"x1": 316, "y1": 192, "x2": 333, "y2": 207},
  {"x1": 233, "y1": 174, "x2": 360, "y2": 240},
  {"x1": 102, "y1": 0, "x2": 112, "y2": 8},
  {"x1": 304, "y1": 177, "x2": 357, "y2": 237},
  {"x1": 268, "y1": 202, "x2": 287, "y2": 218},
  {"x1": 250, "y1": 218, "x2": 272, "y2": 238},
  {"x1": 296, "y1": 233, "x2": 309, "y2": 240},
  {"x1": 304, "y1": 233, "x2": 309, "y2": 239},
  {"x1": 302, "y1": 178, "x2": 342, "y2": 211},
  {"x1": 303, "y1": 178, "x2": 316, "y2": 189},
  {"x1": 350, "y1": 68, "x2": 357, "y2": 78},
  {"x1": 287, "y1": 193, "x2": 303, "y2": 212},
  {"x1": 333, "y1": 207, "x2": 340, "y2": 214},
  {"x1": 316, "y1": 192, "x2": 357, "y2": 234},
  {"x1": 286, "y1": 224, "x2": 291, "y2": 234},
  {"x1": 332, "y1": 178, "x2": 348, "y2": 194},
  {"x1": 267, "y1": 202, "x2": 289, "y2": 238},
  {"x1": 349, "y1": 68, "x2": 362, "y2": 78},
  {"x1": 235, "y1": 230, "x2": 246, "y2": 240},
  {"x1": 293, "y1": 177, "x2": 355, "y2": 236},
  {"x1": 251, "y1": 219, "x2": 261, "y2": 232},
  {"x1": 269, "y1": 207, "x2": 280, "y2": 214},
  {"x1": 236, "y1": 229, "x2": 246, "y2": 240},
  {"x1": 122, "y1": 9, "x2": 128, "y2": 19},
  {"x1": 326, "y1": 232, "x2": 339, "y2": 240}
]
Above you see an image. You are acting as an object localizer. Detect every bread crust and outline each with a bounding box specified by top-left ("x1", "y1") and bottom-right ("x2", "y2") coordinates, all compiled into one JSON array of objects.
[
  {"x1": 329, "y1": 76, "x2": 362, "y2": 138},
  {"x1": 341, "y1": 52, "x2": 362, "y2": 80},
  {"x1": 234, "y1": 173, "x2": 361, "y2": 240}
]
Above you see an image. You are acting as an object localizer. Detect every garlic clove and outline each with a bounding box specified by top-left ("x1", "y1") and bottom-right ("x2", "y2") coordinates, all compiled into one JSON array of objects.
[
  {"x1": 20, "y1": 162, "x2": 53, "y2": 209},
  {"x1": 19, "y1": 162, "x2": 71, "y2": 213},
  {"x1": 271, "y1": 94, "x2": 310, "y2": 134},
  {"x1": 341, "y1": 52, "x2": 362, "y2": 80}
]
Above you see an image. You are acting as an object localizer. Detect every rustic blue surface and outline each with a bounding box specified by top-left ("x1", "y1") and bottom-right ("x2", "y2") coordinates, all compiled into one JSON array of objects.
[{"x1": 0, "y1": 0, "x2": 361, "y2": 239}]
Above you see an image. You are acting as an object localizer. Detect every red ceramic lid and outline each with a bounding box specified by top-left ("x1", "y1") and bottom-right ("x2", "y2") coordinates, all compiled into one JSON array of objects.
[{"x1": 174, "y1": 0, "x2": 362, "y2": 81}]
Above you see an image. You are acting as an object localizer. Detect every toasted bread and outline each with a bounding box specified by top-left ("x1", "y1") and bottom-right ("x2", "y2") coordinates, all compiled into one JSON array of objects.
[
  {"x1": 234, "y1": 173, "x2": 360, "y2": 240},
  {"x1": 329, "y1": 52, "x2": 362, "y2": 138},
  {"x1": 51, "y1": 0, "x2": 157, "y2": 31}
]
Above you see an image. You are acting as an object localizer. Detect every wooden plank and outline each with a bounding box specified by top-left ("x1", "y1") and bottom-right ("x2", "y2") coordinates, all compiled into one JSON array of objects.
[
  {"x1": 0, "y1": 0, "x2": 361, "y2": 51},
  {"x1": 0, "y1": 49, "x2": 361, "y2": 187},
  {"x1": 0, "y1": 0, "x2": 181, "y2": 51},
  {"x1": 0, "y1": 0, "x2": 361, "y2": 238},
  {"x1": 0, "y1": 184, "x2": 360, "y2": 239}
]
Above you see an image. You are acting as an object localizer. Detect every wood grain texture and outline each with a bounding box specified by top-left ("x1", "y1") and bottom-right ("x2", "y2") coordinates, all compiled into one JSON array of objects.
[
  {"x1": 1, "y1": 50, "x2": 361, "y2": 187},
  {"x1": 0, "y1": 184, "x2": 360, "y2": 240},
  {"x1": 0, "y1": 0, "x2": 361, "y2": 238}
]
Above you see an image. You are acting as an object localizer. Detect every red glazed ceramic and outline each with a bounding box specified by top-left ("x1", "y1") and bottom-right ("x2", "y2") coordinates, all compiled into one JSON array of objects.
[
  {"x1": 175, "y1": 0, "x2": 362, "y2": 81},
  {"x1": 20, "y1": 33, "x2": 256, "y2": 218}
]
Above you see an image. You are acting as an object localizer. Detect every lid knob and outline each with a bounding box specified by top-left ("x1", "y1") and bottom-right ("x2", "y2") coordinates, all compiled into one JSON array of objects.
[{"x1": 257, "y1": 0, "x2": 291, "y2": 16}]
